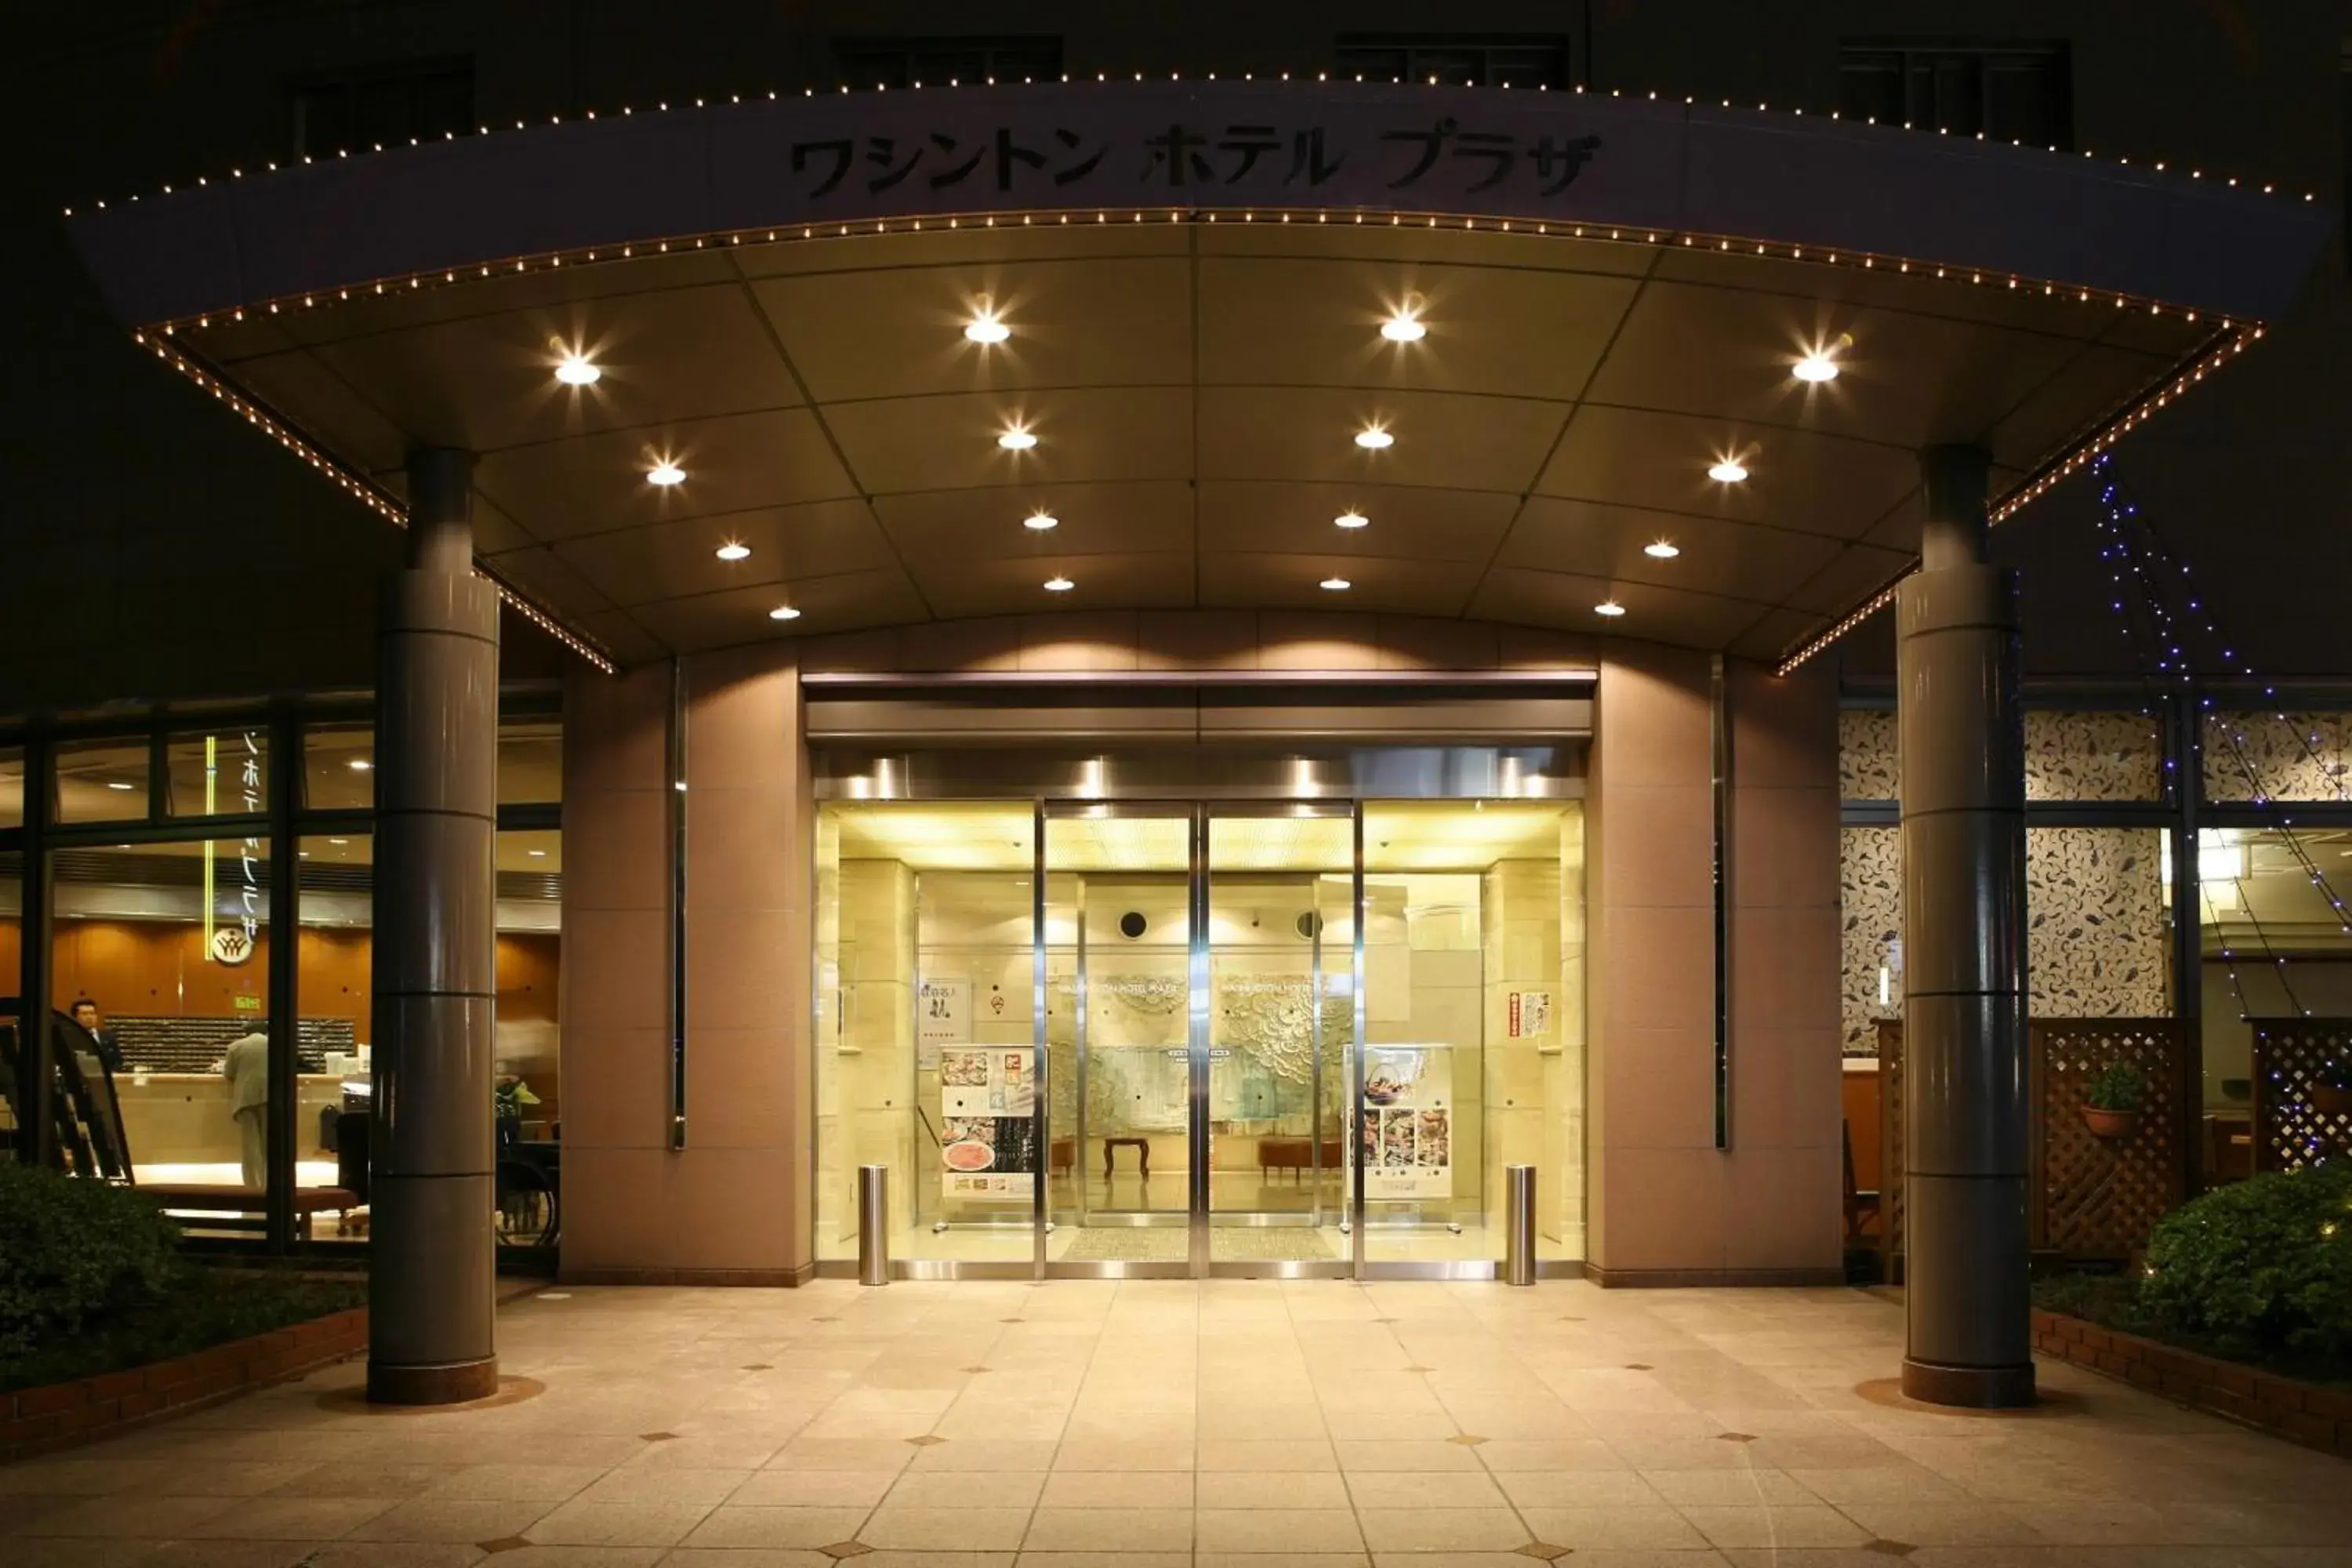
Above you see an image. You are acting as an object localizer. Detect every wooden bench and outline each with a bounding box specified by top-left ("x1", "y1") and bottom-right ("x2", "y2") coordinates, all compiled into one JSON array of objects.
[{"x1": 136, "y1": 1184, "x2": 363, "y2": 1240}]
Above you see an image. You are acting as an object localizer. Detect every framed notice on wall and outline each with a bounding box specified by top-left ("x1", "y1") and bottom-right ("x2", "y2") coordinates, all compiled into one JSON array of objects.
[
  {"x1": 938, "y1": 1046, "x2": 1037, "y2": 1200},
  {"x1": 917, "y1": 978, "x2": 968, "y2": 1072},
  {"x1": 1360, "y1": 1045, "x2": 1452, "y2": 1200},
  {"x1": 1508, "y1": 990, "x2": 1552, "y2": 1038}
]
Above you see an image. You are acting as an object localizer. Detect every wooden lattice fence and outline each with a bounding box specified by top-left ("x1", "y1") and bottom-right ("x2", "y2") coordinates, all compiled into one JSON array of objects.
[
  {"x1": 1878, "y1": 1017, "x2": 2190, "y2": 1263},
  {"x1": 2252, "y1": 1020, "x2": 2352, "y2": 1174}
]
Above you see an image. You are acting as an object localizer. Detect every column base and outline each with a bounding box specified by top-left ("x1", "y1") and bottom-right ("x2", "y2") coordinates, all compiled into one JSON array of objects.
[
  {"x1": 1902, "y1": 1356, "x2": 2036, "y2": 1409},
  {"x1": 368, "y1": 1356, "x2": 500, "y2": 1406}
]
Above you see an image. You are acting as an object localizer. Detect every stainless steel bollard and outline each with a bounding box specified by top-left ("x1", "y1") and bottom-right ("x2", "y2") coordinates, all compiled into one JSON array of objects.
[
  {"x1": 857, "y1": 1165, "x2": 890, "y2": 1287},
  {"x1": 1504, "y1": 1165, "x2": 1537, "y2": 1287}
]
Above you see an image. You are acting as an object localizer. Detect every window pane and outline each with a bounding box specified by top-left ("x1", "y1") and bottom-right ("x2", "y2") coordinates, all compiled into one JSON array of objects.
[
  {"x1": 304, "y1": 723, "x2": 376, "y2": 811},
  {"x1": 297, "y1": 833, "x2": 374, "y2": 1242},
  {"x1": 54, "y1": 740, "x2": 150, "y2": 822},
  {"x1": 165, "y1": 727, "x2": 270, "y2": 818},
  {"x1": 815, "y1": 803, "x2": 1038, "y2": 1267},
  {"x1": 0, "y1": 849, "x2": 19, "y2": 1152},
  {"x1": 2194, "y1": 827, "x2": 2352, "y2": 1145},
  {"x1": 2200, "y1": 710, "x2": 2352, "y2": 801},
  {"x1": 496, "y1": 829, "x2": 562, "y2": 1254},
  {"x1": 0, "y1": 746, "x2": 23, "y2": 829},
  {"x1": 53, "y1": 840, "x2": 289, "y2": 1236},
  {"x1": 498, "y1": 717, "x2": 563, "y2": 804},
  {"x1": 1363, "y1": 800, "x2": 1586, "y2": 1265}
]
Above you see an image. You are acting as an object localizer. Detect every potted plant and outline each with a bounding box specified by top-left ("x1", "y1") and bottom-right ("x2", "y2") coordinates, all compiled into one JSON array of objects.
[
  {"x1": 2082, "y1": 1062, "x2": 2147, "y2": 1140},
  {"x1": 2313, "y1": 1060, "x2": 2352, "y2": 1121}
]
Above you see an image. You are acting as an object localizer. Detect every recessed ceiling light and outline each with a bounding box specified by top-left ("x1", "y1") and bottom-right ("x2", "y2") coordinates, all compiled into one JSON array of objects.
[
  {"x1": 768, "y1": 605, "x2": 801, "y2": 621},
  {"x1": 348, "y1": 759, "x2": 373, "y2": 771},
  {"x1": 1595, "y1": 601, "x2": 1628, "y2": 617},
  {"x1": 554, "y1": 353, "x2": 600, "y2": 386},
  {"x1": 1644, "y1": 540, "x2": 1681, "y2": 559},
  {"x1": 528, "y1": 848, "x2": 548, "y2": 858},
  {"x1": 1044, "y1": 575, "x2": 1075, "y2": 592},
  {"x1": 1024, "y1": 511, "x2": 1058, "y2": 531},
  {"x1": 1380, "y1": 311, "x2": 1426, "y2": 343},
  {"x1": 1793, "y1": 354, "x2": 1839, "y2": 383},
  {"x1": 1354, "y1": 426, "x2": 1393, "y2": 450},
  {"x1": 964, "y1": 310, "x2": 1010, "y2": 344},
  {"x1": 1334, "y1": 510, "x2": 1369, "y2": 529},
  {"x1": 328, "y1": 837, "x2": 349, "y2": 845},
  {"x1": 1708, "y1": 459, "x2": 1748, "y2": 483},
  {"x1": 648, "y1": 460, "x2": 686, "y2": 485},
  {"x1": 1320, "y1": 576, "x2": 1352, "y2": 591},
  {"x1": 714, "y1": 542, "x2": 750, "y2": 561},
  {"x1": 299, "y1": 850, "x2": 311, "y2": 858},
  {"x1": 105, "y1": 780, "x2": 135, "y2": 791},
  {"x1": 998, "y1": 426, "x2": 1037, "y2": 450}
]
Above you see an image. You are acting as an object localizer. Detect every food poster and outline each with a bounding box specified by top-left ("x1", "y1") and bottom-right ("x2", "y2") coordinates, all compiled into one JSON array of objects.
[
  {"x1": 938, "y1": 1047, "x2": 1038, "y2": 1200},
  {"x1": 1360, "y1": 1046, "x2": 1453, "y2": 1200}
]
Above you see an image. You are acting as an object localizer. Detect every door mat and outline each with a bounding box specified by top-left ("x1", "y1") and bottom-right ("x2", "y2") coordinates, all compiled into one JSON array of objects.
[{"x1": 1059, "y1": 1226, "x2": 1336, "y2": 1261}]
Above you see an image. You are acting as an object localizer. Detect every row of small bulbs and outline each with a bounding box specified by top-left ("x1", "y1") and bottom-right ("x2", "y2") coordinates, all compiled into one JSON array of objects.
[
  {"x1": 158, "y1": 205, "x2": 2237, "y2": 347},
  {"x1": 129, "y1": 329, "x2": 616, "y2": 673},
  {"x1": 1773, "y1": 321, "x2": 2267, "y2": 676},
  {"x1": 64, "y1": 71, "x2": 2318, "y2": 217}
]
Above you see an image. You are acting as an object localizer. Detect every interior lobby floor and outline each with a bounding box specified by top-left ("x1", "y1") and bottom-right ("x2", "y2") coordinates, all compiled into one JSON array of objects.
[{"x1": 7, "y1": 1279, "x2": 2348, "y2": 1567}]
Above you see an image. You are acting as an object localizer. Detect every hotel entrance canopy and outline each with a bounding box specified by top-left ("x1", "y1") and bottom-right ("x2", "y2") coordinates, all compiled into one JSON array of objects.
[{"x1": 66, "y1": 81, "x2": 2328, "y2": 673}]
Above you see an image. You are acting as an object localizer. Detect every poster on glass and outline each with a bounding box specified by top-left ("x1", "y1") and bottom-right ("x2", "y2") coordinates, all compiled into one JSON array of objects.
[
  {"x1": 1360, "y1": 1045, "x2": 1451, "y2": 1200},
  {"x1": 938, "y1": 1046, "x2": 1037, "y2": 1200}
]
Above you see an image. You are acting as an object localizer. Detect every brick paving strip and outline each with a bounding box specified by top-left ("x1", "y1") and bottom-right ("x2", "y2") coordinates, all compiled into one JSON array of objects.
[
  {"x1": 2031, "y1": 1305, "x2": 2352, "y2": 1457},
  {"x1": 0, "y1": 1307, "x2": 368, "y2": 1463}
]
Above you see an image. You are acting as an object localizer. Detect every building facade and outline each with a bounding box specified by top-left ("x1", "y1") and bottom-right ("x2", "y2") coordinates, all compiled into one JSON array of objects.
[{"x1": 4, "y1": 2, "x2": 2349, "y2": 1407}]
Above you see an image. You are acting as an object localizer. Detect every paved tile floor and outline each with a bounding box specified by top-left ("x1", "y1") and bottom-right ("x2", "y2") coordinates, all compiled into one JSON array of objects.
[{"x1": 6, "y1": 1278, "x2": 2350, "y2": 1566}]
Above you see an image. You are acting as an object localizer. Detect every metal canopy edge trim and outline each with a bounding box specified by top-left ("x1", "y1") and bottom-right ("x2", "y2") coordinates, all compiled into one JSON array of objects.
[{"x1": 70, "y1": 83, "x2": 2329, "y2": 328}]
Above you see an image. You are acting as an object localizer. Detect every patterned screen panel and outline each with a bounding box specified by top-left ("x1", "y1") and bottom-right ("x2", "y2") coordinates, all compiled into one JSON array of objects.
[{"x1": 1878, "y1": 1018, "x2": 2190, "y2": 1262}]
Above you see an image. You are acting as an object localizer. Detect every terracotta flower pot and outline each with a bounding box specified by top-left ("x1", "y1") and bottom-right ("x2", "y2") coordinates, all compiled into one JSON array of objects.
[{"x1": 2081, "y1": 1106, "x2": 2142, "y2": 1141}]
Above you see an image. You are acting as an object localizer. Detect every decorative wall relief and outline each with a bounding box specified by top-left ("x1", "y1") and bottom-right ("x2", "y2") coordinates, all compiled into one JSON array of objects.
[
  {"x1": 2201, "y1": 710, "x2": 2352, "y2": 801},
  {"x1": 1841, "y1": 825, "x2": 2170, "y2": 1056},
  {"x1": 2025, "y1": 711, "x2": 2164, "y2": 801},
  {"x1": 1841, "y1": 706, "x2": 2165, "y2": 802},
  {"x1": 1839, "y1": 710, "x2": 1898, "y2": 800},
  {"x1": 2026, "y1": 827, "x2": 2171, "y2": 1017},
  {"x1": 1840, "y1": 826, "x2": 1901, "y2": 1056}
]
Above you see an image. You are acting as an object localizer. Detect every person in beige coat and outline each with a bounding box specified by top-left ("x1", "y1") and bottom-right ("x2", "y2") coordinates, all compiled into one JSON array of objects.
[{"x1": 220, "y1": 1029, "x2": 270, "y2": 1189}]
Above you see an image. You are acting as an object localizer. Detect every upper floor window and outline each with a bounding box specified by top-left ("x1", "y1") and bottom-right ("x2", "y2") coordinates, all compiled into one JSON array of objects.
[
  {"x1": 1839, "y1": 41, "x2": 2072, "y2": 150},
  {"x1": 290, "y1": 58, "x2": 474, "y2": 159},
  {"x1": 1334, "y1": 34, "x2": 1571, "y2": 89},
  {"x1": 831, "y1": 35, "x2": 1062, "y2": 89}
]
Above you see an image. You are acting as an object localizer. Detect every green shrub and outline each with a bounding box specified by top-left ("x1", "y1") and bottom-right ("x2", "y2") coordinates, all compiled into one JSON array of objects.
[
  {"x1": 0, "y1": 1164, "x2": 183, "y2": 1360},
  {"x1": 2138, "y1": 1165, "x2": 2352, "y2": 1361},
  {"x1": 2084, "y1": 1062, "x2": 2147, "y2": 1113}
]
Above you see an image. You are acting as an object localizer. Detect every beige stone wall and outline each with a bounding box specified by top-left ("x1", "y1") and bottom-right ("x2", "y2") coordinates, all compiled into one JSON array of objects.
[{"x1": 1481, "y1": 859, "x2": 1563, "y2": 1247}]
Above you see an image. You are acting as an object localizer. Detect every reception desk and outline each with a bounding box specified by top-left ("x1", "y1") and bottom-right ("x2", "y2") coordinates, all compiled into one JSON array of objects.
[{"x1": 114, "y1": 1071, "x2": 347, "y2": 1178}]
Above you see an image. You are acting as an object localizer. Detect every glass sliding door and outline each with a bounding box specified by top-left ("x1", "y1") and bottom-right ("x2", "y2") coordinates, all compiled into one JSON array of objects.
[
  {"x1": 1205, "y1": 809, "x2": 1356, "y2": 1274},
  {"x1": 1044, "y1": 807, "x2": 1196, "y2": 1274}
]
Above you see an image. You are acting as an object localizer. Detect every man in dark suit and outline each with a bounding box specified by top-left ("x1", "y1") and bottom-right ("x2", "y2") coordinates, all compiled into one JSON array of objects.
[{"x1": 69, "y1": 997, "x2": 124, "y2": 1073}]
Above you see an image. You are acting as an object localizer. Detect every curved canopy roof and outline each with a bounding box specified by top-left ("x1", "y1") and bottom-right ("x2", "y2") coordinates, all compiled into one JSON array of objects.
[{"x1": 67, "y1": 82, "x2": 2328, "y2": 672}]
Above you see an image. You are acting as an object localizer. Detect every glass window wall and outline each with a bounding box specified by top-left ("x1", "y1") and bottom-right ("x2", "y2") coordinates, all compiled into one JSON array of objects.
[
  {"x1": 0, "y1": 746, "x2": 24, "y2": 829},
  {"x1": 303, "y1": 723, "x2": 376, "y2": 811},
  {"x1": 165, "y1": 728, "x2": 270, "y2": 818},
  {"x1": 49, "y1": 840, "x2": 289, "y2": 1236},
  {"x1": 817, "y1": 802, "x2": 1040, "y2": 1269},
  {"x1": 54, "y1": 739, "x2": 151, "y2": 822}
]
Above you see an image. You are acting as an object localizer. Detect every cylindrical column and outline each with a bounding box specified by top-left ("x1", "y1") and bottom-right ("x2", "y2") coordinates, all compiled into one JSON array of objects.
[
  {"x1": 1898, "y1": 444, "x2": 2034, "y2": 1409},
  {"x1": 368, "y1": 448, "x2": 501, "y2": 1406},
  {"x1": 1503, "y1": 1165, "x2": 1537, "y2": 1287},
  {"x1": 858, "y1": 1165, "x2": 891, "y2": 1286}
]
